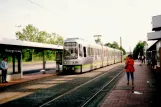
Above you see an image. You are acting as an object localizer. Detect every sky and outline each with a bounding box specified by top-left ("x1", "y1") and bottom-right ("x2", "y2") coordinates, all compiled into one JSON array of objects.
[{"x1": 0, "y1": 0, "x2": 161, "y2": 52}]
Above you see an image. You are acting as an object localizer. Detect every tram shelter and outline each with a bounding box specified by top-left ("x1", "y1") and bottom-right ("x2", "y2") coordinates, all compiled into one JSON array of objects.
[{"x1": 0, "y1": 38, "x2": 63, "y2": 82}]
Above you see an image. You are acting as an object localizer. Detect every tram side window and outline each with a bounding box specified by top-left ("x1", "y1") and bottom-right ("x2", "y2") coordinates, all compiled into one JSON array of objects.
[
  {"x1": 79, "y1": 44, "x2": 82, "y2": 57},
  {"x1": 91, "y1": 48, "x2": 93, "y2": 56},
  {"x1": 88, "y1": 47, "x2": 90, "y2": 56},
  {"x1": 105, "y1": 50, "x2": 107, "y2": 57},
  {"x1": 92, "y1": 48, "x2": 95, "y2": 57},
  {"x1": 100, "y1": 49, "x2": 101, "y2": 56},
  {"x1": 94, "y1": 48, "x2": 96, "y2": 56},
  {"x1": 89, "y1": 47, "x2": 91, "y2": 56},
  {"x1": 97, "y1": 49, "x2": 100, "y2": 57},
  {"x1": 96, "y1": 49, "x2": 97, "y2": 56},
  {"x1": 83, "y1": 47, "x2": 87, "y2": 57},
  {"x1": 90, "y1": 48, "x2": 92, "y2": 56}
]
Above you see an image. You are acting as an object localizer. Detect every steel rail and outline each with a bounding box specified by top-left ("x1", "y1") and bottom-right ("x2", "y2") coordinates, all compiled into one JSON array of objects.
[
  {"x1": 80, "y1": 69, "x2": 124, "y2": 107},
  {"x1": 39, "y1": 65, "x2": 122, "y2": 107}
]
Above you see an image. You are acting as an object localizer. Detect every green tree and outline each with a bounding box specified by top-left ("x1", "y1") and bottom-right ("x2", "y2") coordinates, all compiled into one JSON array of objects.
[
  {"x1": 104, "y1": 43, "x2": 112, "y2": 47},
  {"x1": 16, "y1": 24, "x2": 64, "y2": 61},
  {"x1": 48, "y1": 33, "x2": 64, "y2": 45},
  {"x1": 104, "y1": 41, "x2": 126, "y2": 55},
  {"x1": 94, "y1": 35, "x2": 102, "y2": 45},
  {"x1": 16, "y1": 24, "x2": 39, "y2": 42},
  {"x1": 16, "y1": 24, "x2": 64, "y2": 44},
  {"x1": 37, "y1": 31, "x2": 49, "y2": 43},
  {"x1": 111, "y1": 41, "x2": 119, "y2": 49},
  {"x1": 133, "y1": 41, "x2": 147, "y2": 59},
  {"x1": 105, "y1": 41, "x2": 119, "y2": 49}
]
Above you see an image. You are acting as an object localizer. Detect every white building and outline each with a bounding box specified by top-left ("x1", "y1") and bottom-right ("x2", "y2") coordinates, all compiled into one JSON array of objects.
[{"x1": 147, "y1": 15, "x2": 161, "y2": 69}]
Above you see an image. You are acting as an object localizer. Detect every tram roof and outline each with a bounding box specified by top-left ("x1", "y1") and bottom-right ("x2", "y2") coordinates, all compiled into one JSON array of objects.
[{"x1": 0, "y1": 38, "x2": 63, "y2": 50}]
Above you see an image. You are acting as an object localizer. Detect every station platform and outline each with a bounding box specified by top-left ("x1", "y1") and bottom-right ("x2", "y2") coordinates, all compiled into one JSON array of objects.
[
  {"x1": 100, "y1": 61, "x2": 159, "y2": 107},
  {"x1": 0, "y1": 70, "x2": 57, "y2": 88}
]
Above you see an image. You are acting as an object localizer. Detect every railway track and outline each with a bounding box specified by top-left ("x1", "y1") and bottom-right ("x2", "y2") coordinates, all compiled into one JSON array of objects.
[
  {"x1": 81, "y1": 69, "x2": 124, "y2": 107},
  {"x1": 39, "y1": 66, "x2": 124, "y2": 107},
  {"x1": 0, "y1": 64, "x2": 124, "y2": 107}
]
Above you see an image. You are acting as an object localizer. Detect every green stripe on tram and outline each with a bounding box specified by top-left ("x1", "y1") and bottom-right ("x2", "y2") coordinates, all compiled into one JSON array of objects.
[{"x1": 64, "y1": 59, "x2": 116, "y2": 69}]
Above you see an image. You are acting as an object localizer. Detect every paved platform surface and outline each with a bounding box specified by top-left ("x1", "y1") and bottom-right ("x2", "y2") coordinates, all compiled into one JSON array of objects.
[
  {"x1": 0, "y1": 70, "x2": 57, "y2": 88},
  {"x1": 100, "y1": 61, "x2": 157, "y2": 107}
]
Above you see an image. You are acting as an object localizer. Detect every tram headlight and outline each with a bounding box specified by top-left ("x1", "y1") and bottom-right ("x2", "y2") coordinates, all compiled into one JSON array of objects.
[
  {"x1": 73, "y1": 61, "x2": 78, "y2": 64},
  {"x1": 64, "y1": 61, "x2": 67, "y2": 64}
]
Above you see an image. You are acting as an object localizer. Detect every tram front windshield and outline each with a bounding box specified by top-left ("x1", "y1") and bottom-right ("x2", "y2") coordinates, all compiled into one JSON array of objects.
[{"x1": 64, "y1": 42, "x2": 78, "y2": 59}]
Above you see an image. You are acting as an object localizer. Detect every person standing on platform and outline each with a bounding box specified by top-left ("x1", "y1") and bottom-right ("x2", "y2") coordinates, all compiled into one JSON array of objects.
[
  {"x1": 0, "y1": 57, "x2": 8, "y2": 83},
  {"x1": 125, "y1": 55, "x2": 135, "y2": 86},
  {"x1": 141, "y1": 55, "x2": 145, "y2": 64},
  {"x1": 143, "y1": 55, "x2": 146, "y2": 64}
]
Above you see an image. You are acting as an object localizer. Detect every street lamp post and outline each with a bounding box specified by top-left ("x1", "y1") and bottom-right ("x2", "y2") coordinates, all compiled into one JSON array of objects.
[{"x1": 120, "y1": 37, "x2": 122, "y2": 63}]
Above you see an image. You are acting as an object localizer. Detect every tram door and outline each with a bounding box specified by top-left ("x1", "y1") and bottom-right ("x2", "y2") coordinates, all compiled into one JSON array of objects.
[{"x1": 55, "y1": 50, "x2": 63, "y2": 72}]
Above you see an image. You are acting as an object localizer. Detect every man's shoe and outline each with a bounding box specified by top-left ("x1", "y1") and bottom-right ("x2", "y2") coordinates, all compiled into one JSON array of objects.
[
  {"x1": 132, "y1": 82, "x2": 134, "y2": 86},
  {"x1": 5, "y1": 81, "x2": 8, "y2": 83}
]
